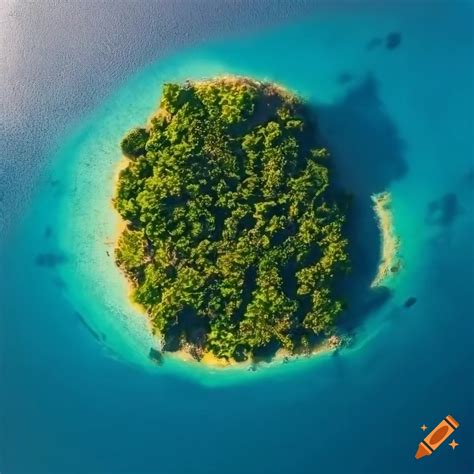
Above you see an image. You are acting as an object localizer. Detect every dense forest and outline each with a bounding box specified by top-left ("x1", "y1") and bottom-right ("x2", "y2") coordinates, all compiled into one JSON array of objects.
[{"x1": 114, "y1": 77, "x2": 350, "y2": 362}]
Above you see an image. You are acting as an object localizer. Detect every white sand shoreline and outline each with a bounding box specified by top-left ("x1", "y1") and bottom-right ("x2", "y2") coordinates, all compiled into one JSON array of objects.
[{"x1": 370, "y1": 192, "x2": 401, "y2": 287}]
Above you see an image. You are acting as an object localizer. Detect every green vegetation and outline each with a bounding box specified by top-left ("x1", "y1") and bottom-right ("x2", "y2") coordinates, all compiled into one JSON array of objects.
[
  {"x1": 120, "y1": 127, "x2": 149, "y2": 158},
  {"x1": 114, "y1": 77, "x2": 350, "y2": 362}
]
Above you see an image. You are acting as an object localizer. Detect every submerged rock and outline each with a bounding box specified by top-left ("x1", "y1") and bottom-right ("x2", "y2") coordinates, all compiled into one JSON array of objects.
[
  {"x1": 149, "y1": 347, "x2": 163, "y2": 364},
  {"x1": 403, "y1": 297, "x2": 417, "y2": 309},
  {"x1": 386, "y1": 32, "x2": 402, "y2": 50},
  {"x1": 35, "y1": 252, "x2": 68, "y2": 268},
  {"x1": 366, "y1": 37, "x2": 382, "y2": 51},
  {"x1": 390, "y1": 262, "x2": 401, "y2": 273},
  {"x1": 337, "y1": 72, "x2": 354, "y2": 85},
  {"x1": 426, "y1": 193, "x2": 459, "y2": 227}
]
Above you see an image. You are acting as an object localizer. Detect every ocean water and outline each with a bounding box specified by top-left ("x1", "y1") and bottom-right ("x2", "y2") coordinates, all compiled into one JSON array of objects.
[{"x1": 1, "y1": 2, "x2": 473, "y2": 473}]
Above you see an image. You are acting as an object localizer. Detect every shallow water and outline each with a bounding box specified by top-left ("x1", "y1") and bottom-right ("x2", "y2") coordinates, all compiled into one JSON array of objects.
[{"x1": 1, "y1": 1, "x2": 473, "y2": 473}]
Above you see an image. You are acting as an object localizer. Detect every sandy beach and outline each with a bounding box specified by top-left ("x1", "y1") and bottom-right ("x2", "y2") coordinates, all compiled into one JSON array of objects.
[
  {"x1": 370, "y1": 192, "x2": 401, "y2": 287},
  {"x1": 168, "y1": 336, "x2": 339, "y2": 370}
]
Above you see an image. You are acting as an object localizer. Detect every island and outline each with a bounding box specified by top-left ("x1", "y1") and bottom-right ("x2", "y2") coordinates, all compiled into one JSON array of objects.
[{"x1": 114, "y1": 76, "x2": 350, "y2": 365}]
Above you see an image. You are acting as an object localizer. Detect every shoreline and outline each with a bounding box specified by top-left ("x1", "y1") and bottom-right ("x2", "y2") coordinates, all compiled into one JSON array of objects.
[
  {"x1": 190, "y1": 75, "x2": 299, "y2": 102},
  {"x1": 146, "y1": 75, "x2": 299, "y2": 130},
  {"x1": 110, "y1": 156, "x2": 154, "y2": 332},
  {"x1": 370, "y1": 192, "x2": 401, "y2": 287},
  {"x1": 166, "y1": 335, "x2": 342, "y2": 369}
]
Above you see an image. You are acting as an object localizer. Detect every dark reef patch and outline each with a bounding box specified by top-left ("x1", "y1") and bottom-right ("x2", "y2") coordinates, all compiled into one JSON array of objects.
[
  {"x1": 366, "y1": 37, "x2": 382, "y2": 51},
  {"x1": 74, "y1": 311, "x2": 103, "y2": 342},
  {"x1": 51, "y1": 276, "x2": 67, "y2": 290},
  {"x1": 426, "y1": 193, "x2": 460, "y2": 227},
  {"x1": 386, "y1": 32, "x2": 402, "y2": 50},
  {"x1": 317, "y1": 76, "x2": 407, "y2": 195},
  {"x1": 149, "y1": 348, "x2": 163, "y2": 365},
  {"x1": 337, "y1": 72, "x2": 354, "y2": 85},
  {"x1": 35, "y1": 252, "x2": 68, "y2": 268},
  {"x1": 403, "y1": 297, "x2": 417, "y2": 308}
]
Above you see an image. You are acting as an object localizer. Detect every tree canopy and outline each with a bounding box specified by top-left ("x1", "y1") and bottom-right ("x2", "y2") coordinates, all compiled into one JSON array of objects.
[{"x1": 114, "y1": 77, "x2": 350, "y2": 362}]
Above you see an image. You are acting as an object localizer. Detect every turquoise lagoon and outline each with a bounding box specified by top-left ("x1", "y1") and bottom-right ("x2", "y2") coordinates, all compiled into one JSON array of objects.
[{"x1": 1, "y1": 2, "x2": 473, "y2": 473}]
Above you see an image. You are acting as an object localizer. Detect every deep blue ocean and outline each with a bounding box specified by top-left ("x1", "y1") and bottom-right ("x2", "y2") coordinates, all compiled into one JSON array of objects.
[{"x1": 1, "y1": 1, "x2": 473, "y2": 473}]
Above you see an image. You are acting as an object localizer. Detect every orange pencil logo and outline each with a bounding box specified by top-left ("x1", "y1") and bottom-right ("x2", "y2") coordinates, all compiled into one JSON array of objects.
[{"x1": 415, "y1": 415, "x2": 460, "y2": 459}]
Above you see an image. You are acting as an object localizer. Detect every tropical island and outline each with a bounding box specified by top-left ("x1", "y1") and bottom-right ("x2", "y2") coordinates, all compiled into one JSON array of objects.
[{"x1": 114, "y1": 76, "x2": 351, "y2": 365}]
